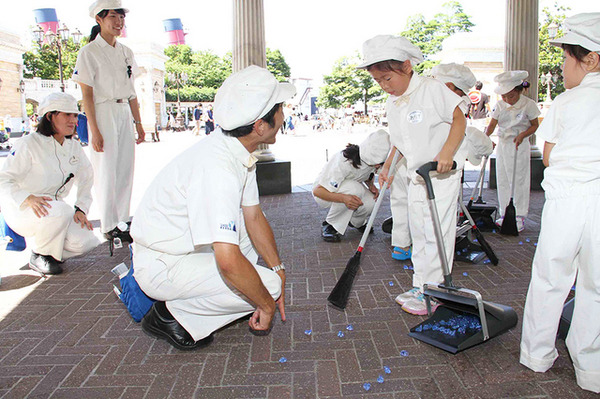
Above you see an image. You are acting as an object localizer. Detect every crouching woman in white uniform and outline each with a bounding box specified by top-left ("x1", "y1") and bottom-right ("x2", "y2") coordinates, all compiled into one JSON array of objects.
[
  {"x1": 131, "y1": 66, "x2": 294, "y2": 350},
  {"x1": 0, "y1": 93, "x2": 99, "y2": 275},
  {"x1": 313, "y1": 129, "x2": 390, "y2": 242},
  {"x1": 520, "y1": 13, "x2": 600, "y2": 393},
  {"x1": 72, "y1": 0, "x2": 145, "y2": 242}
]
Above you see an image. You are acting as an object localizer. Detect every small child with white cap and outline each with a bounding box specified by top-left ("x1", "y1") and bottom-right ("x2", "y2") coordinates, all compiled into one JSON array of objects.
[
  {"x1": 358, "y1": 35, "x2": 466, "y2": 315},
  {"x1": 485, "y1": 70, "x2": 540, "y2": 232},
  {"x1": 520, "y1": 12, "x2": 600, "y2": 393}
]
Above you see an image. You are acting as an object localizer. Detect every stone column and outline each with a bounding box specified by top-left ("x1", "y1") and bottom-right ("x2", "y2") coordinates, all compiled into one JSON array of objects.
[
  {"x1": 233, "y1": 0, "x2": 274, "y2": 162},
  {"x1": 505, "y1": 0, "x2": 542, "y2": 158}
]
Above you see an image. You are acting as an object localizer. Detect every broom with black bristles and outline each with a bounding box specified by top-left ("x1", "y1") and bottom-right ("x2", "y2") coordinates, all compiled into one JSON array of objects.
[
  {"x1": 328, "y1": 151, "x2": 400, "y2": 309},
  {"x1": 500, "y1": 147, "x2": 519, "y2": 236}
]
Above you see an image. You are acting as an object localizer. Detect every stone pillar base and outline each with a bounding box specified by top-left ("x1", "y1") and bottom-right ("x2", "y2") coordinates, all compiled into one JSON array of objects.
[
  {"x1": 489, "y1": 156, "x2": 545, "y2": 191},
  {"x1": 256, "y1": 160, "x2": 291, "y2": 195}
]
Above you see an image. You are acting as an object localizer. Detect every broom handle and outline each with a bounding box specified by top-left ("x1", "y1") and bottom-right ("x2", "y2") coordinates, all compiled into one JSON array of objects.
[
  {"x1": 357, "y1": 150, "x2": 401, "y2": 249},
  {"x1": 510, "y1": 147, "x2": 518, "y2": 198}
]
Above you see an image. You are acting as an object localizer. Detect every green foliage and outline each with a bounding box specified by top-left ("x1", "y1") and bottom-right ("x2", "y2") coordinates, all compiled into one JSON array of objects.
[
  {"x1": 400, "y1": 1, "x2": 474, "y2": 73},
  {"x1": 317, "y1": 54, "x2": 384, "y2": 112},
  {"x1": 266, "y1": 48, "x2": 291, "y2": 81},
  {"x1": 23, "y1": 37, "x2": 87, "y2": 80},
  {"x1": 538, "y1": 3, "x2": 569, "y2": 101}
]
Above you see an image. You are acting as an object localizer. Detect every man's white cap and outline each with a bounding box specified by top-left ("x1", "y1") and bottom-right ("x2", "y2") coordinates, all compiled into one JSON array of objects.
[
  {"x1": 465, "y1": 126, "x2": 493, "y2": 166},
  {"x1": 431, "y1": 63, "x2": 477, "y2": 95},
  {"x1": 550, "y1": 13, "x2": 600, "y2": 52},
  {"x1": 360, "y1": 129, "x2": 390, "y2": 165},
  {"x1": 89, "y1": 0, "x2": 129, "y2": 18},
  {"x1": 357, "y1": 35, "x2": 424, "y2": 69},
  {"x1": 213, "y1": 65, "x2": 296, "y2": 131},
  {"x1": 494, "y1": 70, "x2": 528, "y2": 95},
  {"x1": 38, "y1": 92, "x2": 80, "y2": 117}
]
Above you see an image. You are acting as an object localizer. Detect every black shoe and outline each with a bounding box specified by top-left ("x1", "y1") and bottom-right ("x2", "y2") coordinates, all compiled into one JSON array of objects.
[
  {"x1": 141, "y1": 302, "x2": 214, "y2": 351},
  {"x1": 104, "y1": 226, "x2": 133, "y2": 243},
  {"x1": 349, "y1": 222, "x2": 374, "y2": 234},
  {"x1": 29, "y1": 252, "x2": 63, "y2": 275},
  {"x1": 322, "y1": 221, "x2": 341, "y2": 242}
]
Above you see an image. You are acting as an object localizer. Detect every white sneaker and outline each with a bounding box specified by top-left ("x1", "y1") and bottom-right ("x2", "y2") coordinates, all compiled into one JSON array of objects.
[
  {"x1": 395, "y1": 288, "x2": 421, "y2": 305},
  {"x1": 516, "y1": 217, "x2": 525, "y2": 232},
  {"x1": 401, "y1": 293, "x2": 439, "y2": 316}
]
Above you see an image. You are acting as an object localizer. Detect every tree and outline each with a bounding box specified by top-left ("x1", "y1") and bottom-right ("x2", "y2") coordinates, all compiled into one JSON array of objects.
[
  {"x1": 317, "y1": 54, "x2": 384, "y2": 113},
  {"x1": 538, "y1": 3, "x2": 569, "y2": 101},
  {"x1": 266, "y1": 48, "x2": 291, "y2": 81},
  {"x1": 400, "y1": 1, "x2": 474, "y2": 73},
  {"x1": 23, "y1": 37, "x2": 86, "y2": 80}
]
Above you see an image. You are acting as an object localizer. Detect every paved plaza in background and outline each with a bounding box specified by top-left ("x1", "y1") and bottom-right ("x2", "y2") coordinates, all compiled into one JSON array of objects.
[{"x1": 0, "y1": 124, "x2": 591, "y2": 398}]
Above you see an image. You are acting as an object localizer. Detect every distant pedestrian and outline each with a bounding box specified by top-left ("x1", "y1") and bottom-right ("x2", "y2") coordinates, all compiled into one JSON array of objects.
[
  {"x1": 192, "y1": 104, "x2": 203, "y2": 136},
  {"x1": 204, "y1": 105, "x2": 214, "y2": 134}
]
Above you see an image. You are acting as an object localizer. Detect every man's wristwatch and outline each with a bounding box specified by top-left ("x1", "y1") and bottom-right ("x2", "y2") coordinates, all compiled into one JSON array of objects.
[{"x1": 271, "y1": 263, "x2": 286, "y2": 273}]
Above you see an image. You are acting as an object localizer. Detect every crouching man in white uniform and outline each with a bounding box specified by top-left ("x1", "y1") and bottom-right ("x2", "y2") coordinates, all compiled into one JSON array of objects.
[{"x1": 131, "y1": 66, "x2": 295, "y2": 350}]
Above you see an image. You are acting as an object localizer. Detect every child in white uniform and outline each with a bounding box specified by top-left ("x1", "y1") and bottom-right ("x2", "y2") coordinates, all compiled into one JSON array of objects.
[
  {"x1": 72, "y1": 0, "x2": 145, "y2": 241},
  {"x1": 485, "y1": 71, "x2": 540, "y2": 232},
  {"x1": 520, "y1": 13, "x2": 600, "y2": 393},
  {"x1": 313, "y1": 129, "x2": 390, "y2": 242},
  {"x1": 358, "y1": 35, "x2": 466, "y2": 315}
]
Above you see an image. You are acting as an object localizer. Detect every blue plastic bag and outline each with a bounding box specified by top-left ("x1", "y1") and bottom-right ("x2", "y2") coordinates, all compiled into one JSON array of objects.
[{"x1": 0, "y1": 214, "x2": 26, "y2": 251}]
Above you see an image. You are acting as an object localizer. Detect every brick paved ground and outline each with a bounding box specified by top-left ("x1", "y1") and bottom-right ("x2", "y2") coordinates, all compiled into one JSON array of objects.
[{"x1": 0, "y1": 187, "x2": 595, "y2": 399}]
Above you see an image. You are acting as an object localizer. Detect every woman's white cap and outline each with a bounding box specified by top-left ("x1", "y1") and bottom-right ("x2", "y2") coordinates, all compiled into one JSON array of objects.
[
  {"x1": 550, "y1": 13, "x2": 600, "y2": 52},
  {"x1": 89, "y1": 0, "x2": 129, "y2": 18},
  {"x1": 38, "y1": 92, "x2": 81, "y2": 117},
  {"x1": 357, "y1": 35, "x2": 424, "y2": 69},
  {"x1": 494, "y1": 70, "x2": 528, "y2": 95},
  {"x1": 359, "y1": 129, "x2": 391, "y2": 165},
  {"x1": 213, "y1": 65, "x2": 296, "y2": 131},
  {"x1": 431, "y1": 63, "x2": 477, "y2": 95}
]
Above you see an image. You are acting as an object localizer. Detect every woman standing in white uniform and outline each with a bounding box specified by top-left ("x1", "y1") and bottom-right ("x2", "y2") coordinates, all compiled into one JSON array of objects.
[
  {"x1": 485, "y1": 71, "x2": 540, "y2": 232},
  {"x1": 313, "y1": 129, "x2": 390, "y2": 242},
  {"x1": 0, "y1": 93, "x2": 99, "y2": 275},
  {"x1": 72, "y1": 0, "x2": 145, "y2": 240},
  {"x1": 520, "y1": 13, "x2": 600, "y2": 393}
]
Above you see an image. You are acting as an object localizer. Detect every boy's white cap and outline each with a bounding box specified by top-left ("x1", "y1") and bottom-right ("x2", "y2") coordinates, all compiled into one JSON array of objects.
[
  {"x1": 550, "y1": 13, "x2": 600, "y2": 52},
  {"x1": 357, "y1": 35, "x2": 424, "y2": 69},
  {"x1": 38, "y1": 92, "x2": 81, "y2": 117},
  {"x1": 89, "y1": 0, "x2": 129, "y2": 18},
  {"x1": 431, "y1": 63, "x2": 477, "y2": 95},
  {"x1": 359, "y1": 129, "x2": 390, "y2": 165},
  {"x1": 465, "y1": 126, "x2": 493, "y2": 166},
  {"x1": 494, "y1": 70, "x2": 528, "y2": 95},
  {"x1": 213, "y1": 65, "x2": 296, "y2": 131}
]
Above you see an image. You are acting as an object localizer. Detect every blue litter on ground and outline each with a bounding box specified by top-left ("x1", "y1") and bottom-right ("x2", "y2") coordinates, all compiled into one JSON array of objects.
[
  {"x1": 304, "y1": 329, "x2": 312, "y2": 335},
  {"x1": 388, "y1": 281, "x2": 394, "y2": 286},
  {"x1": 534, "y1": 243, "x2": 538, "y2": 246},
  {"x1": 492, "y1": 229, "x2": 497, "y2": 233},
  {"x1": 279, "y1": 357, "x2": 287, "y2": 363},
  {"x1": 473, "y1": 239, "x2": 478, "y2": 243},
  {"x1": 363, "y1": 383, "x2": 371, "y2": 391},
  {"x1": 413, "y1": 314, "x2": 482, "y2": 337},
  {"x1": 403, "y1": 265, "x2": 409, "y2": 270},
  {"x1": 571, "y1": 286, "x2": 576, "y2": 291},
  {"x1": 462, "y1": 272, "x2": 468, "y2": 276},
  {"x1": 400, "y1": 350, "x2": 409, "y2": 357},
  {"x1": 377, "y1": 375, "x2": 384, "y2": 383},
  {"x1": 519, "y1": 241, "x2": 523, "y2": 245},
  {"x1": 337, "y1": 331, "x2": 345, "y2": 338},
  {"x1": 383, "y1": 366, "x2": 391, "y2": 374},
  {"x1": 346, "y1": 324, "x2": 354, "y2": 331},
  {"x1": 483, "y1": 259, "x2": 491, "y2": 264},
  {"x1": 526, "y1": 238, "x2": 531, "y2": 242}
]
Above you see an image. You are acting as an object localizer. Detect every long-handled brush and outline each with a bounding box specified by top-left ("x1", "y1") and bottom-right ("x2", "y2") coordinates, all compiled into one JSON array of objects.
[
  {"x1": 500, "y1": 147, "x2": 519, "y2": 236},
  {"x1": 328, "y1": 151, "x2": 401, "y2": 309}
]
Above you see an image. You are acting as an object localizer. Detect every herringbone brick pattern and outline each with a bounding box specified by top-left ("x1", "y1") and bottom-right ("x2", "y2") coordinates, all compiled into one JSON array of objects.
[{"x1": 0, "y1": 188, "x2": 594, "y2": 398}]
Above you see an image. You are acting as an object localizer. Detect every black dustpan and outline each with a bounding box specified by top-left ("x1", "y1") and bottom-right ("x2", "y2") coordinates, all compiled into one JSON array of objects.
[{"x1": 410, "y1": 162, "x2": 517, "y2": 354}]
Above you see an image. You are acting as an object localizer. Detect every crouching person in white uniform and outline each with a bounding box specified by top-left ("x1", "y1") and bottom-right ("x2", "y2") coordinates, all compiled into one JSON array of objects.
[
  {"x1": 0, "y1": 93, "x2": 100, "y2": 275},
  {"x1": 312, "y1": 129, "x2": 390, "y2": 242},
  {"x1": 131, "y1": 66, "x2": 295, "y2": 351}
]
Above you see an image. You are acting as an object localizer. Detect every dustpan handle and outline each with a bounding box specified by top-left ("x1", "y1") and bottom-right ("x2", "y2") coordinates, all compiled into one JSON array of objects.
[{"x1": 416, "y1": 161, "x2": 457, "y2": 287}]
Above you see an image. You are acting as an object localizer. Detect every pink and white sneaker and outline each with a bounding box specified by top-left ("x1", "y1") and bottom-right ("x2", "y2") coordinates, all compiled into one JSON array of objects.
[
  {"x1": 395, "y1": 288, "x2": 421, "y2": 306},
  {"x1": 401, "y1": 293, "x2": 439, "y2": 316}
]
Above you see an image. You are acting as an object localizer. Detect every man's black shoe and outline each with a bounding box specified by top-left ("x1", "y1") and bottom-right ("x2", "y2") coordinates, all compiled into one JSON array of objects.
[
  {"x1": 29, "y1": 252, "x2": 63, "y2": 275},
  {"x1": 349, "y1": 222, "x2": 374, "y2": 234},
  {"x1": 322, "y1": 221, "x2": 341, "y2": 242},
  {"x1": 141, "y1": 302, "x2": 213, "y2": 351},
  {"x1": 103, "y1": 226, "x2": 133, "y2": 243}
]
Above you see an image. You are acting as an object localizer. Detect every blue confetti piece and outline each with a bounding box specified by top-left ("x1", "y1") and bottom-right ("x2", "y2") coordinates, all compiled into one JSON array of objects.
[
  {"x1": 526, "y1": 238, "x2": 530, "y2": 242},
  {"x1": 279, "y1": 357, "x2": 287, "y2": 363},
  {"x1": 383, "y1": 366, "x2": 391, "y2": 374},
  {"x1": 346, "y1": 324, "x2": 354, "y2": 331},
  {"x1": 463, "y1": 272, "x2": 468, "y2": 276},
  {"x1": 409, "y1": 266, "x2": 414, "y2": 270},
  {"x1": 337, "y1": 331, "x2": 345, "y2": 338},
  {"x1": 377, "y1": 375, "x2": 384, "y2": 383},
  {"x1": 571, "y1": 286, "x2": 576, "y2": 291},
  {"x1": 388, "y1": 281, "x2": 394, "y2": 286},
  {"x1": 304, "y1": 329, "x2": 312, "y2": 336},
  {"x1": 492, "y1": 229, "x2": 497, "y2": 233},
  {"x1": 473, "y1": 239, "x2": 478, "y2": 243},
  {"x1": 519, "y1": 241, "x2": 523, "y2": 245},
  {"x1": 403, "y1": 265, "x2": 409, "y2": 270},
  {"x1": 400, "y1": 350, "x2": 409, "y2": 357},
  {"x1": 534, "y1": 243, "x2": 538, "y2": 246},
  {"x1": 363, "y1": 383, "x2": 371, "y2": 391}
]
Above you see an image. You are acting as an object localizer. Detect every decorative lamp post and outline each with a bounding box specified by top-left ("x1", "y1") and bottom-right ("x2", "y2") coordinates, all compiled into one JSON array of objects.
[
  {"x1": 32, "y1": 23, "x2": 82, "y2": 92},
  {"x1": 541, "y1": 71, "x2": 554, "y2": 102},
  {"x1": 17, "y1": 80, "x2": 25, "y2": 93},
  {"x1": 548, "y1": 21, "x2": 559, "y2": 39},
  {"x1": 168, "y1": 71, "x2": 188, "y2": 129}
]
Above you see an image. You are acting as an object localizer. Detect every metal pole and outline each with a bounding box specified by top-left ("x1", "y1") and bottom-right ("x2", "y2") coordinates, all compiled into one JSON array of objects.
[{"x1": 57, "y1": 41, "x2": 65, "y2": 92}]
